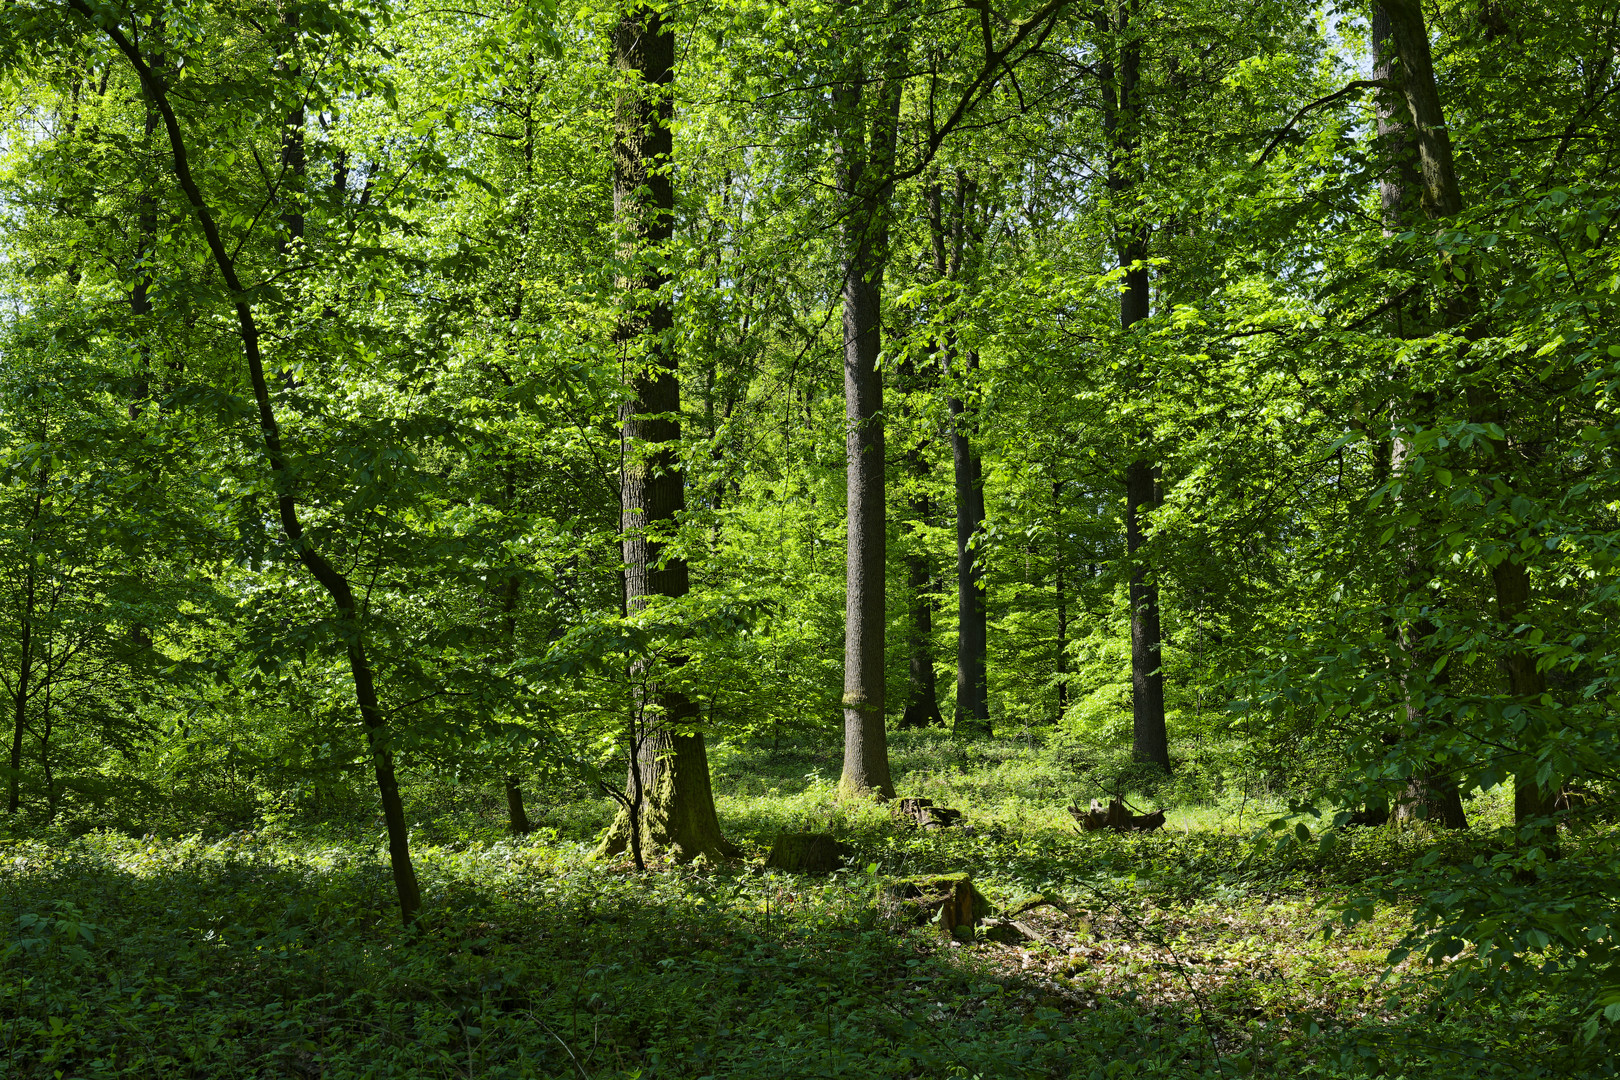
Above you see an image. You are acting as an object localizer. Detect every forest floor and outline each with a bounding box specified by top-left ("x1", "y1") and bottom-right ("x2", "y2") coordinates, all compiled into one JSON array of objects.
[{"x1": 0, "y1": 730, "x2": 1607, "y2": 1079}]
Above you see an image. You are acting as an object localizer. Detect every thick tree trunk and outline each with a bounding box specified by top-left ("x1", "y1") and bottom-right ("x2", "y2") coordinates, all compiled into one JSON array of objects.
[
  {"x1": 1378, "y1": 0, "x2": 1550, "y2": 844},
  {"x1": 1371, "y1": 7, "x2": 1468, "y2": 830},
  {"x1": 77, "y1": 11, "x2": 423, "y2": 922},
  {"x1": 597, "y1": 2, "x2": 737, "y2": 859},
  {"x1": 834, "y1": 47, "x2": 902, "y2": 799},
  {"x1": 948, "y1": 364, "x2": 990, "y2": 736}
]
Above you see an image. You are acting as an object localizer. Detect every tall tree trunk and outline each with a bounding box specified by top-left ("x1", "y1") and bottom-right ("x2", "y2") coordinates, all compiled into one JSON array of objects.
[
  {"x1": 948, "y1": 358, "x2": 990, "y2": 736},
  {"x1": 1373, "y1": 5, "x2": 1467, "y2": 829},
  {"x1": 1097, "y1": 0, "x2": 1169, "y2": 774},
  {"x1": 927, "y1": 174, "x2": 990, "y2": 736},
  {"x1": 7, "y1": 466, "x2": 46, "y2": 815},
  {"x1": 1124, "y1": 457, "x2": 1168, "y2": 770},
  {"x1": 596, "y1": 1, "x2": 737, "y2": 858},
  {"x1": 75, "y1": 8, "x2": 423, "y2": 923},
  {"x1": 834, "y1": 42, "x2": 902, "y2": 799},
  {"x1": 1378, "y1": 0, "x2": 1551, "y2": 843},
  {"x1": 898, "y1": 429, "x2": 944, "y2": 729},
  {"x1": 1054, "y1": 480, "x2": 1069, "y2": 719},
  {"x1": 7, "y1": 566, "x2": 35, "y2": 816},
  {"x1": 896, "y1": 329, "x2": 942, "y2": 731}
]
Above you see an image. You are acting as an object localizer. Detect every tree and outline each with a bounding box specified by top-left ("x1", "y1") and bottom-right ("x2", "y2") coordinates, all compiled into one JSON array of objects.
[
  {"x1": 55, "y1": 0, "x2": 425, "y2": 921},
  {"x1": 597, "y1": 0, "x2": 737, "y2": 860},
  {"x1": 930, "y1": 172, "x2": 993, "y2": 737}
]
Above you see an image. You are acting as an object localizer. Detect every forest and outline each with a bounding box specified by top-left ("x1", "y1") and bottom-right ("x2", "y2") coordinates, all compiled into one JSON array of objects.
[{"x1": 0, "y1": 0, "x2": 1616, "y2": 1075}]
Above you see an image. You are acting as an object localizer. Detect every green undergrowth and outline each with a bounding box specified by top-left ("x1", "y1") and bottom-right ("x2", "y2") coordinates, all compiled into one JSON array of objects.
[{"x1": 1, "y1": 731, "x2": 1612, "y2": 1079}]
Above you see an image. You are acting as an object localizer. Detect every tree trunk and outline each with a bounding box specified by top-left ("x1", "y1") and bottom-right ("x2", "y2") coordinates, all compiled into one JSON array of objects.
[
  {"x1": 1378, "y1": 0, "x2": 1551, "y2": 844},
  {"x1": 895, "y1": 342, "x2": 943, "y2": 730},
  {"x1": 1054, "y1": 481, "x2": 1069, "y2": 719},
  {"x1": 6, "y1": 466, "x2": 46, "y2": 816},
  {"x1": 504, "y1": 777, "x2": 531, "y2": 835},
  {"x1": 7, "y1": 565, "x2": 34, "y2": 817},
  {"x1": 597, "y1": 1, "x2": 737, "y2": 859},
  {"x1": 76, "y1": 10, "x2": 423, "y2": 923},
  {"x1": 948, "y1": 360, "x2": 990, "y2": 736},
  {"x1": 38, "y1": 637, "x2": 55, "y2": 824},
  {"x1": 927, "y1": 174, "x2": 990, "y2": 737},
  {"x1": 1371, "y1": 7, "x2": 1468, "y2": 830},
  {"x1": 1097, "y1": 0, "x2": 1169, "y2": 774},
  {"x1": 834, "y1": 42, "x2": 902, "y2": 799},
  {"x1": 1124, "y1": 458, "x2": 1168, "y2": 771},
  {"x1": 899, "y1": 485, "x2": 944, "y2": 729}
]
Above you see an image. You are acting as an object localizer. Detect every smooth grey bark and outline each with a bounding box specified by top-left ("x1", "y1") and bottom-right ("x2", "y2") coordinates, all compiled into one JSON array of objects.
[
  {"x1": 834, "y1": 39, "x2": 902, "y2": 799},
  {"x1": 73, "y1": 5, "x2": 423, "y2": 922},
  {"x1": 827, "y1": 0, "x2": 1070, "y2": 783},
  {"x1": 596, "y1": 1, "x2": 737, "y2": 858}
]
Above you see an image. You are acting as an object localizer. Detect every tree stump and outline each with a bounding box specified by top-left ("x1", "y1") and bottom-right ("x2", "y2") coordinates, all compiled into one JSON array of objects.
[
  {"x1": 879, "y1": 872, "x2": 993, "y2": 936},
  {"x1": 764, "y1": 833, "x2": 851, "y2": 874},
  {"x1": 1068, "y1": 798, "x2": 1164, "y2": 833},
  {"x1": 892, "y1": 797, "x2": 964, "y2": 830}
]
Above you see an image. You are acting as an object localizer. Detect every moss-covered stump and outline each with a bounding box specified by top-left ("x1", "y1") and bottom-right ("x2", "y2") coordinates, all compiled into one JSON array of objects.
[
  {"x1": 880, "y1": 872, "x2": 993, "y2": 936},
  {"x1": 764, "y1": 833, "x2": 851, "y2": 873}
]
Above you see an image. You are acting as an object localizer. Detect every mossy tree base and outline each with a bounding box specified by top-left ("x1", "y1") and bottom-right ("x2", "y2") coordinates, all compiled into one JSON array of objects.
[{"x1": 597, "y1": 729, "x2": 739, "y2": 864}]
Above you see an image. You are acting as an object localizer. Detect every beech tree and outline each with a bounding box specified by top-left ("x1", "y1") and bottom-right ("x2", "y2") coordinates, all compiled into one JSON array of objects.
[{"x1": 597, "y1": 0, "x2": 737, "y2": 861}]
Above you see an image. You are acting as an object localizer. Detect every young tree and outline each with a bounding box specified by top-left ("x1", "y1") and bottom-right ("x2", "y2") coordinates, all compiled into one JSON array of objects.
[{"x1": 56, "y1": 0, "x2": 425, "y2": 921}]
